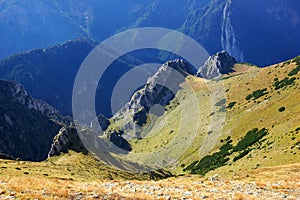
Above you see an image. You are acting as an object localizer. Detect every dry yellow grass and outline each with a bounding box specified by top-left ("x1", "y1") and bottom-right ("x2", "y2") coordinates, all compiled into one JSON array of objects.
[{"x1": 0, "y1": 158, "x2": 299, "y2": 199}]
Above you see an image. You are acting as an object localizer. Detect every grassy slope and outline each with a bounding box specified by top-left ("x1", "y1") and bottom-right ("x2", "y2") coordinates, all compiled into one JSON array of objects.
[
  {"x1": 128, "y1": 57, "x2": 300, "y2": 175},
  {"x1": 0, "y1": 151, "x2": 152, "y2": 182},
  {"x1": 0, "y1": 58, "x2": 299, "y2": 199}
]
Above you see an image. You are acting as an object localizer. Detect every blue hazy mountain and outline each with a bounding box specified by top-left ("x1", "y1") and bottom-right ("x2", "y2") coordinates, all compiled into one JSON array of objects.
[
  {"x1": 0, "y1": 0, "x2": 192, "y2": 59},
  {"x1": 0, "y1": 38, "x2": 166, "y2": 117},
  {"x1": 0, "y1": 0, "x2": 300, "y2": 119},
  {"x1": 0, "y1": 38, "x2": 97, "y2": 116},
  {"x1": 1, "y1": 0, "x2": 300, "y2": 66}
]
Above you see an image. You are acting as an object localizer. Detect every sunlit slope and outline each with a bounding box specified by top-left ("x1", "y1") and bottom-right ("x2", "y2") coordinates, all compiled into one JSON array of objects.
[
  {"x1": 0, "y1": 151, "x2": 169, "y2": 182},
  {"x1": 129, "y1": 57, "x2": 300, "y2": 174}
]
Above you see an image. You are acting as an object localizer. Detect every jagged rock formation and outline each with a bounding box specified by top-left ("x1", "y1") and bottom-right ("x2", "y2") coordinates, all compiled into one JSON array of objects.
[
  {"x1": 9, "y1": 81, "x2": 68, "y2": 124},
  {"x1": 127, "y1": 59, "x2": 195, "y2": 112},
  {"x1": 48, "y1": 126, "x2": 88, "y2": 157},
  {"x1": 0, "y1": 80, "x2": 63, "y2": 161},
  {"x1": 197, "y1": 51, "x2": 237, "y2": 79},
  {"x1": 90, "y1": 114, "x2": 111, "y2": 132},
  {"x1": 113, "y1": 59, "x2": 195, "y2": 136}
]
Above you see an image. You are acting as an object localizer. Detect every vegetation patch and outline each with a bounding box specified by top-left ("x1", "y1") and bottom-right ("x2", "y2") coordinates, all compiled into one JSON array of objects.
[
  {"x1": 278, "y1": 107, "x2": 286, "y2": 112},
  {"x1": 184, "y1": 140, "x2": 233, "y2": 175},
  {"x1": 288, "y1": 66, "x2": 300, "y2": 76},
  {"x1": 274, "y1": 77, "x2": 296, "y2": 90},
  {"x1": 246, "y1": 88, "x2": 268, "y2": 101},
  {"x1": 227, "y1": 101, "x2": 237, "y2": 109},
  {"x1": 184, "y1": 128, "x2": 268, "y2": 175},
  {"x1": 233, "y1": 149, "x2": 252, "y2": 162},
  {"x1": 292, "y1": 56, "x2": 300, "y2": 64},
  {"x1": 234, "y1": 128, "x2": 268, "y2": 152}
]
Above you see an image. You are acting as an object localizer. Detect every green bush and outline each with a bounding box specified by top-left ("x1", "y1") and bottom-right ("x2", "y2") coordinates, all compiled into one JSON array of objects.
[
  {"x1": 233, "y1": 149, "x2": 251, "y2": 162},
  {"x1": 278, "y1": 107, "x2": 286, "y2": 112},
  {"x1": 227, "y1": 101, "x2": 237, "y2": 109},
  {"x1": 215, "y1": 98, "x2": 226, "y2": 107},
  {"x1": 274, "y1": 77, "x2": 296, "y2": 90},
  {"x1": 234, "y1": 128, "x2": 268, "y2": 152},
  {"x1": 185, "y1": 128, "x2": 268, "y2": 175},
  {"x1": 288, "y1": 66, "x2": 300, "y2": 76},
  {"x1": 246, "y1": 88, "x2": 268, "y2": 101}
]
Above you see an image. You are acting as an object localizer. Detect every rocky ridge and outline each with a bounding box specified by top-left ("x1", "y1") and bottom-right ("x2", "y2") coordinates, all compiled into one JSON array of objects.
[
  {"x1": 197, "y1": 51, "x2": 237, "y2": 79},
  {"x1": 9, "y1": 81, "x2": 67, "y2": 124},
  {"x1": 48, "y1": 126, "x2": 88, "y2": 157},
  {"x1": 112, "y1": 59, "x2": 196, "y2": 136}
]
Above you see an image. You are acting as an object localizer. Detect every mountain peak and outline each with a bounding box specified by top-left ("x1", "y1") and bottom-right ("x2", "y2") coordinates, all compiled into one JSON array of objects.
[
  {"x1": 197, "y1": 51, "x2": 237, "y2": 79},
  {"x1": 163, "y1": 59, "x2": 197, "y2": 75}
]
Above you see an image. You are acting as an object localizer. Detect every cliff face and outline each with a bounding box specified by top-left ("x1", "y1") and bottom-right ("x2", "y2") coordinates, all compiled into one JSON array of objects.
[
  {"x1": 221, "y1": 0, "x2": 244, "y2": 62},
  {"x1": 0, "y1": 80, "x2": 64, "y2": 161},
  {"x1": 220, "y1": 0, "x2": 300, "y2": 65},
  {"x1": 183, "y1": 0, "x2": 300, "y2": 66}
]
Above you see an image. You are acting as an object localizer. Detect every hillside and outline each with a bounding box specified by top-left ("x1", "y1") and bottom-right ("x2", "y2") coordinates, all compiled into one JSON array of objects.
[
  {"x1": 0, "y1": 38, "x2": 96, "y2": 116},
  {"x1": 106, "y1": 55, "x2": 300, "y2": 176},
  {"x1": 0, "y1": 55, "x2": 299, "y2": 199},
  {"x1": 0, "y1": 154, "x2": 299, "y2": 199},
  {"x1": 0, "y1": 80, "x2": 64, "y2": 161},
  {"x1": 0, "y1": 38, "x2": 163, "y2": 117}
]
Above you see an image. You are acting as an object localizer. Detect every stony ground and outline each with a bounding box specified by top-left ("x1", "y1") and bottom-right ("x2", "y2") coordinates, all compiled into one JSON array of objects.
[
  {"x1": 0, "y1": 174, "x2": 299, "y2": 199},
  {"x1": 0, "y1": 159, "x2": 299, "y2": 199}
]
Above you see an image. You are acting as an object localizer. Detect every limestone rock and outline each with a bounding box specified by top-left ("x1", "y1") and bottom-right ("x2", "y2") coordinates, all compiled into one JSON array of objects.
[{"x1": 197, "y1": 51, "x2": 237, "y2": 79}]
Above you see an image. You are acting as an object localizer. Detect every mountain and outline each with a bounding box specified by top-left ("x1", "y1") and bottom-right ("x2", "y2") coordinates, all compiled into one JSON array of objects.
[
  {"x1": 0, "y1": 0, "x2": 191, "y2": 59},
  {"x1": 0, "y1": 38, "x2": 165, "y2": 117},
  {"x1": 104, "y1": 53, "x2": 300, "y2": 175},
  {"x1": 1, "y1": 0, "x2": 300, "y2": 66},
  {"x1": 0, "y1": 38, "x2": 97, "y2": 116},
  {"x1": 111, "y1": 59, "x2": 196, "y2": 138},
  {"x1": 0, "y1": 80, "x2": 65, "y2": 161},
  {"x1": 0, "y1": 54, "x2": 299, "y2": 199},
  {"x1": 182, "y1": 0, "x2": 300, "y2": 66}
]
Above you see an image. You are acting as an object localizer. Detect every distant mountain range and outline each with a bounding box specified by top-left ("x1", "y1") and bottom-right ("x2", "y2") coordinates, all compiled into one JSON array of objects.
[
  {"x1": 1, "y1": 0, "x2": 300, "y2": 66},
  {"x1": 0, "y1": 38, "x2": 96, "y2": 116},
  {"x1": 0, "y1": 38, "x2": 163, "y2": 117}
]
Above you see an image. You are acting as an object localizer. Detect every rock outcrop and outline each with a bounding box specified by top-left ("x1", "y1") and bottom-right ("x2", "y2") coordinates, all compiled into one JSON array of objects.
[
  {"x1": 48, "y1": 126, "x2": 88, "y2": 157},
  {"x1": 9, "y1": 81, "x2": 68, "y2": 124},
  {"x1": 113, "y1": 59, "x2": 195, "y2": 137},
  {"x1": 126, "y1": 59, "x2": 195, "y2": 112},
  {"x1": 197, "y1": 51, "x2": 237, "y2": 79},
  {"x1": 108, "y1": 130, "x2": 132, "y2": 152},
  {"x1": 90, "y1": 114, "x2": 111, "y2": 132}
]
